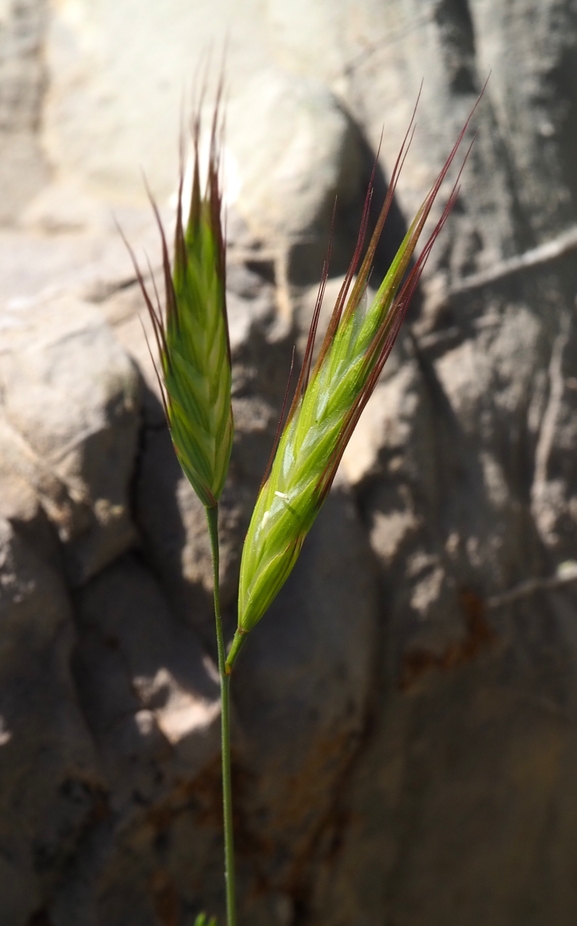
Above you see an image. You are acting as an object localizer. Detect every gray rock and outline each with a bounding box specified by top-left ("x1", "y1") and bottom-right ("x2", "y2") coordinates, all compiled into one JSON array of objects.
[
  {"x1": 0, "y1": 294, "x2": 140, "y2": 584},
  {"x1": 225, "y1": 70, "x2": 362, "y2": 281},
  {"x1": 0, "y1": 0, "x2": 50, "y2": 224},
  {"x1": 306, "y1": 602, "x2": 577, "y2": 926},
  {"x1": 135, "y1": 424, "x2": 215, "y2": 633},
  {"x1": 0, "y1": 203, "x2": 165, "y2": 308},
  {"x1": 41, "y1": 0, "x2": 272, "y2": 201},
  {"x1": 0, "y1": 517, "x2": 100, "y2": 926},
  {"x1": 37, "y1": 554, "x2": 223, "y2": 926},
  {"x1": 73, "y1": 554, "x2": 221, "y2": 806}
]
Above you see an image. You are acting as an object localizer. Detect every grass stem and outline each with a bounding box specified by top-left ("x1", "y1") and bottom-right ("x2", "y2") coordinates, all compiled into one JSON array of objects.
[{"x1": 206, "y1": 504, "x2": 237, "y2": 926}]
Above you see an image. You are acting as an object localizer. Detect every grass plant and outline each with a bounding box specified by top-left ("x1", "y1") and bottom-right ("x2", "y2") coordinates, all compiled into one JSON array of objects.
[
  {"x1": 131, "y1": 91, "x2": 477, "y2": 924},
  {"x1": 127, "y1": 100, "x2": 237, "y2": 926}
]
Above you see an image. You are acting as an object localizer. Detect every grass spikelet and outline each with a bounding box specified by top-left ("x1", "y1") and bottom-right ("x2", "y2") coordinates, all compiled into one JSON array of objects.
[
  {"x1": 226, "y1": 103, "x2": 478, "y2": 671},
  {"x1": 127, "y1": 95, "x2": 233, "y2": 509},
  {"x1": 194, "y1": 915, "x2": 217, "y2": 926}
]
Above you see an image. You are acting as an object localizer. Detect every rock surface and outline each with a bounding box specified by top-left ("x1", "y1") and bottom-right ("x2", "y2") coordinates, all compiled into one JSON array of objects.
[
  {"x1": 0, "y1": 0, "x2": 50, "y2": 224},
  {"x1": 0, "y1": 295, "x2": 140, "y2": 584},
  {"x1": 2, "y1": 1, "x2": 577, "y2": 925}
]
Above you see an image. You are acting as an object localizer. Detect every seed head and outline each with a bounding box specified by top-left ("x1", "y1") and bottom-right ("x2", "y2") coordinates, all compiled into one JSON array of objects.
[
  {"x1": 226, "y1": 102, "x2": 477, "y2": 671},
  {"x1": 128, "y1": 100, "x2": 233, "y2": 509}
]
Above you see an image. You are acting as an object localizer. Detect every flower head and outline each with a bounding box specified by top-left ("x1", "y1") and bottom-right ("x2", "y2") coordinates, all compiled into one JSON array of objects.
[
  {"x1": 128, "y1": 100, "x2": 233, "y2": 509},
  {"x1": 226, "y1": 104, "x2": 476, "y2": 670}
]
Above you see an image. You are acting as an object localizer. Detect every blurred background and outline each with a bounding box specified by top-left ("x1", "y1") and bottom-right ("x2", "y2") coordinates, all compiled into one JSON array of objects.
[{"x1": 2, "y1": 1, "x2": 577, "y2": 924}]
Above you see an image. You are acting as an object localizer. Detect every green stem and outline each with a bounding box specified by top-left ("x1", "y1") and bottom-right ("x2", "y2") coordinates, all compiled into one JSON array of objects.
[
  {"x1": 205, "y1": 504, "x2": 237, "y2": 926},
  {"x1": 225, "y1": 628, "x2": 248, "y2": 673}
]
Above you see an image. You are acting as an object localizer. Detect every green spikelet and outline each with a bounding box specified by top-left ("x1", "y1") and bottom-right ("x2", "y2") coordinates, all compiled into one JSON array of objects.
[
  {"x1": 130, "y1": 102, "x2": 233, "y2": 509},
  {"x1": 194, "y1": 915, "x2": 217, "y2": 926},
  {"x1": 226, "y1": 107, "x2": 476, "y2": 671}
]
